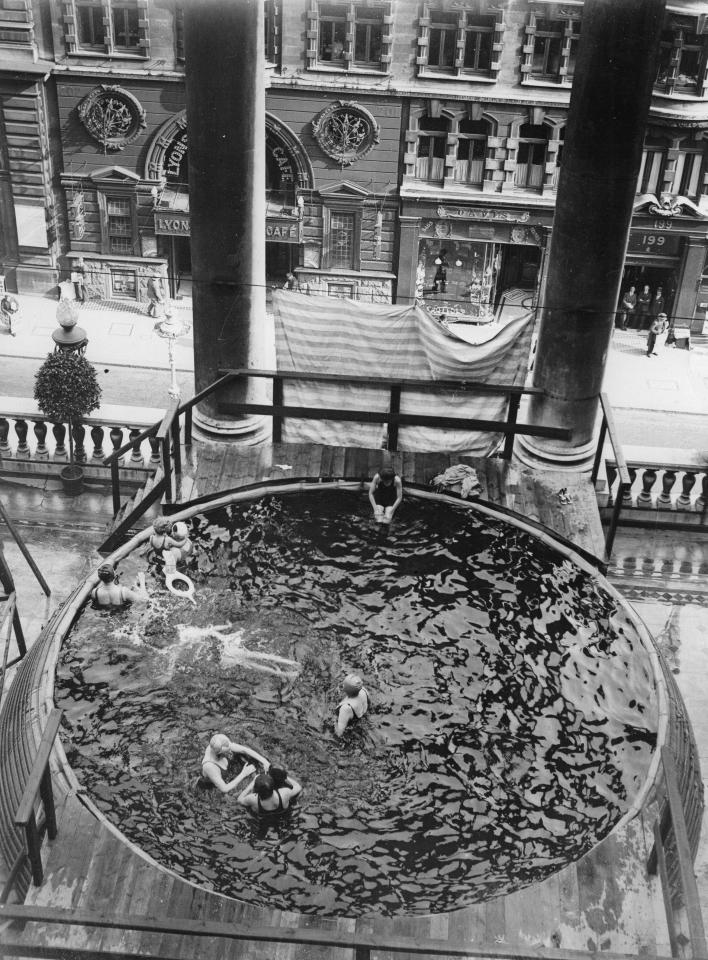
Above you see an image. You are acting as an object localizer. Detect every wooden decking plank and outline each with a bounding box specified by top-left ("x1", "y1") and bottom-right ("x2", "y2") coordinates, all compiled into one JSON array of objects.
[
  {"x1": 319, "y1": 444, "x2": 335, "y2": 480},
  {"x1": 307, "y1": 443, "x2": 325, "y2": 479},
  {"x1": 482, "y1": 459, "x2": 503, "y2": 508},
  {"x1": 194, "y1": 444, "x2": 227, "y2": 499}
]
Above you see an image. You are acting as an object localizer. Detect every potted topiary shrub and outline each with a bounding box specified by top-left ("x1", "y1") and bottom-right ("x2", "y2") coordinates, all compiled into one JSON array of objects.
[{"x1": 34, "y1": 351, "x2": 102, "y2": 496}]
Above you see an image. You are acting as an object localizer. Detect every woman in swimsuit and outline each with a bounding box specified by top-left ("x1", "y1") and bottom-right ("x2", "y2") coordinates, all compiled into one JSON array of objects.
[
  {"x1": 90, "y1": 562, "x2": 147, "y2": 608},
  {"x1": 199, "y1": 733, "x2": 268, "y2": 794},
  {"x1": 335, "y1": 673, "x2": 369, "y2": 737},
  {"x1": 368, "y1": 466, "x2": 403, "y2": 524},
  {"x1": 237, "y1": 772, "x2": 302, "y2": 816}
]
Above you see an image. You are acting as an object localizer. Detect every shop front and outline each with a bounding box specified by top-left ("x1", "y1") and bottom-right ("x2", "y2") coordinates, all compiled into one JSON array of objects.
[{"x1": 399, "y1": 202, "x2": 551, "y2": 320}]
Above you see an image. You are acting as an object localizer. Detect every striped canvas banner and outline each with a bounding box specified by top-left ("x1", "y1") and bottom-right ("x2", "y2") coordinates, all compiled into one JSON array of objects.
[{"x1": 272, "y1": 290, "x2": 534, "y2": 453}]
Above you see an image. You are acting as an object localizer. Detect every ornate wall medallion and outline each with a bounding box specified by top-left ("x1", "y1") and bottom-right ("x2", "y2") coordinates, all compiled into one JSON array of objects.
[
  {"x1": 78, "y1": 85, "x2": 147, "y2": 151},
  {"x1": 312, "y1": 100, "x2": 380, "y2": 165}
]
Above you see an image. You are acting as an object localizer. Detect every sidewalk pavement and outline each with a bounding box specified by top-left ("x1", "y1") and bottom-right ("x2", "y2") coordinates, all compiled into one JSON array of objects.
[{"x1": 0, "y1": 292, "x2": 194, "y2": 373}]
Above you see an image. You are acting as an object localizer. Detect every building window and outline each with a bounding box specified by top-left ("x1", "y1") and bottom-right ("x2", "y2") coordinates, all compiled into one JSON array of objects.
[
  {"x1": 106, "y1": 196, "x2": 135, "y2": 254},
  {"x1": 515, "y1": 124, "x2": 548, "y2": 190},
  {"x1": 522, "y1": 10, "x2": 581, "y2": 84},
  {"x1": 638, "y1": 141, "x2": 666, "y2": 195},
  {"x1": 417, "y1": 3, "x2": 502, "y2": 80},
  {"x1": 552, "y1": 127, "x2": 564, "y2": 189},
  {"x1": 175, "y1": 4, "x2": 184, "y2": 60},
  {"x1": 265, "y1": 0, "x2": 280, "y2": 65},
  {"x1": 64, "y1": 0, "x2": 149, "y2": 56},
  {"x1": 416, "y1": 115, "x2": 448, "y2": 182},
  {"x1": 307, "y1": 2, "x2": 392, "y2": 72},
  {"x1": 673, "y1": 146, "x2": 704, "y2": 198},
  {"x1": 454, "y1": 118, "x2": 488, "y2": 186},
  {"x1": 655, "y1": 21, "x2": 708, "y2": 96},
  {"x1": 322, "y1": 205, "x2": 361, "y2": 270}
]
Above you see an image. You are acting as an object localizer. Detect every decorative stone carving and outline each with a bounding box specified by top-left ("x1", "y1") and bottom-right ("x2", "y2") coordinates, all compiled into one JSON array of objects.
[
  {"x1": 312, "y1": 101, "x2": 380, "y2": 166},
  {"x1": 78, "y1": 85, "x2": 147, "y2": 152},
  {"x1": 633, "y1": 192, "x2": 706, "y2": 218}
]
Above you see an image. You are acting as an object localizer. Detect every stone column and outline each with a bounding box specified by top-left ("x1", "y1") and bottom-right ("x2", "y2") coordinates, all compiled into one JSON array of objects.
[
  {"x1": 516, "y1": 0, "x2": 665, "y2": 470},
  {"x1": 184, "y1": 0, "x2": 271, "y2": 443}
]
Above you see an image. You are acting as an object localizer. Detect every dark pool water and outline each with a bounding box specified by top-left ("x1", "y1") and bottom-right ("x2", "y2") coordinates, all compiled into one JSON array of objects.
[{"x1": 55, "y1": 491, "x2": 658, "y2": 917}]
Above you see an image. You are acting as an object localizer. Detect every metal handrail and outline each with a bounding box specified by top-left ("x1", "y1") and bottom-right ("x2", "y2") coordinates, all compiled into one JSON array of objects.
[{"x1": 591, "y1": 392, "x2": 631, "y2": 564}]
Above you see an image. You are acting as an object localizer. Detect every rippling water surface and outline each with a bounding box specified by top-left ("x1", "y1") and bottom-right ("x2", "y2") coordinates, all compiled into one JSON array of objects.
[{"x1": 55, "y1": 491, "x2": 658, "y2": 916}]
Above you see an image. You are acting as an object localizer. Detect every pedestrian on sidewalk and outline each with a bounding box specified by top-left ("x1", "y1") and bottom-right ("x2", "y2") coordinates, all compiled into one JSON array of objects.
[
  {"x1": 646, "y1": 312, "x2": 667, "y2": 357},
  {"x1": 618, "y1": 285, "x2": 636, "y2": 329},
  {"x1": 636, "y1": 284, "x2": 652, "y2": 330},
  {"x1": 0, "y1": 292, "x2": 19, "y2": 336},
  {"x1": 147, "y1": 268, "x2": 166, "y2": 319},
  {"x1": 71, "y1": 258, "x2": 86, "y2": 303},
  {"x1": 650, "y1": 286, "x2": 665, "y2": 320}
]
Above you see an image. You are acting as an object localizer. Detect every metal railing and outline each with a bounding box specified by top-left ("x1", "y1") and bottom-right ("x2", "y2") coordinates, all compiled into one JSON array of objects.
[
  {"x1": 0, "y1": 708, "x2": 62, "y2": 902},
  {"x1": 591, "y1": 392, "x2": 632, "y2": 564}
]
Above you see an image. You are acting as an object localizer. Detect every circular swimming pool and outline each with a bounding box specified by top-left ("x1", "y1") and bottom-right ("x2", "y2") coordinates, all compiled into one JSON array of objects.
[{"x1": 55, "y1": 485, "x2": 662, "y2": 917}]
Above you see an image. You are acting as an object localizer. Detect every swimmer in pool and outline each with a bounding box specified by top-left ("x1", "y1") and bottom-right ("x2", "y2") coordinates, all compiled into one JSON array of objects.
[
  {"x1": 147, "y1": 516, "x2": 180, "y2": 558},
  {"x1": 368, "y1": 466, "x2": 403, "y2": 524},
  {"x1": 90, "y1": 562, "x2": 148, "y2": 608},
  {"x1": 236, "y1": 771, "x2": 302, "y2": 816},
  {"x1": 335, "y1": 673, "x2": 369, "y2": 737},
  {"x1": 199, "y1": 733, "x2": 269, "y2": 794}
]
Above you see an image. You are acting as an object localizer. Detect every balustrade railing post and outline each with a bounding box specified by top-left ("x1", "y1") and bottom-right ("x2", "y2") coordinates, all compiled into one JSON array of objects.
[
  {"x1": 33, "y1": 421, "x2": 49, "y2": 461},
  {"x1": 24, "y1": 811, "x2": 43, "y2": 886},
  {"x1": 90, "y1": 425, "x2": 105, "y2": 463},
  {"x1": 272, "y1": 376, "x2": 283, "y2": 444},
  {"x1": 148, "y1": 434, "x2": 161, "y2": 465},
  {"x1": 14, "y1": 419, "x2": 29, "y2": 459},
  {"x1": 0, "y1": 418, "x2": 10, "y2": 458},
  {"x1": 503, "y1": 393, "x2": 520, "y2": 460},
  {"x1": 387, "y1": 384, "x2": 401, "y2": 452},
  {"x1": 73, "y1": 423, "x2": 87, "y2": 464},
  {"x1": 678, "y1": 471, "x2": 697, "y2": 509},
  {"x1": 129, "y1": 428, "x2": 144, "y2": 466},
  {"x1": 52, "y1": 423, "x2": 67, "y2": 461}
]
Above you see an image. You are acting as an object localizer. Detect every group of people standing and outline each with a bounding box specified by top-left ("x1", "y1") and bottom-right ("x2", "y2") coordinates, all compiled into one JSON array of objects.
[{"x1": 617, "y1": 283, "x2": 666, "y2": 331}]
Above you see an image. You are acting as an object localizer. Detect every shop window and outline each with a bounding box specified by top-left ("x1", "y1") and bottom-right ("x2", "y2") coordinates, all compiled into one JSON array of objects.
[
  {"x1": 110, "y1": 268, "x2": 137, "y2": 299},
  {"x1": 101, "y1": 195, "x2": 137, "y2": 255},
  {"x1": 64, "y1": 0, "x2": 149, "y2": 56},
  {"x1": 323, "y1": 206, "x2": 361, "y2": 271},
  {"x1": 307, "y1": 2, "x2": 392, "y2": 72},
  {"x1": 175, "y1": 4, "x2": 184, "y2": 60},
  {"x1": 655, "y1": 21, "x2": 708, "y2": 96},
  {"x1": 454, "y1": 118, "x2": 488, "y2": 186},
  {"x1": 515, "y1": 124, "x2": 548, "y2": 190},
  {"x1": 417, "y1": 3, "x2": 502, "y2": 80},
  {"x1": 416, "y1": 115, "x2": 448, "y2": 182},
  {"x1": 522, "y1": 10, "x2": 580, "y2": 84}
]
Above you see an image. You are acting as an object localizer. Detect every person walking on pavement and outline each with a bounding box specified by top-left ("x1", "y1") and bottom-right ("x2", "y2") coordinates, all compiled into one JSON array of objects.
[
  {"x1": 0, "y1": 292, "x2": 19, "y2": 336},
  {"x1": 71, "y1": 258, "x2": 86, "y2": 303},
  {"x1": 636, "y1": 284, "x2": 652, "y2": 330},
  {"x1": 646, "y1": 312, "x2": 667, "y2": 357},
  {"x1": 147, "y1": 268, "x2": 166, "y2": 319},
  {"x1": 619, "y1": 285, "x2": 636, "y2": 329},
  {"x1": 651, "y1": 286, "x2": 665, "y2": 320}
]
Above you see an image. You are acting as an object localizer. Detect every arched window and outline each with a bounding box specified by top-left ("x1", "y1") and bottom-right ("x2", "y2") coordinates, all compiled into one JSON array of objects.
[
  {"x1": 454, "y1": 118, "x2": 488, "y2": 186},
  {"x1": 638, "y1": 137, "x2": 667, "y2": 195},
  {"x1": 515, "y1": 123, "x2": 548, "y2": 190},
  {"x1": 416, "y1": 115, "x2": 449, "y2": 182}
]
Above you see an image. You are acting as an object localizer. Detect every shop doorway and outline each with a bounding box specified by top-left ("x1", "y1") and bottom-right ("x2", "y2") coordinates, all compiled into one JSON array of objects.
[
  {"x1": 266, "y1": 242, "x2": 297, "y2": 291},
  {"x1": 173, "y1": 237, "x2": 192, "y2": 299},
  {"x1": 497, "y1": 245, "x2": 541, "y2": 296},
  {"x1": 619, "y1": 265, "x2": 676, "y2": 319}
]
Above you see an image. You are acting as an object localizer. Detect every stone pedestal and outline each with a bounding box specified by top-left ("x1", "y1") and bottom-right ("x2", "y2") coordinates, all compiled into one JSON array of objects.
[
  {"x1": 517, "y1": 0, "x2": 665, "y2": 471},
  {"x1": 184, "y1": 0, "x2": 272, "y2": 444}
]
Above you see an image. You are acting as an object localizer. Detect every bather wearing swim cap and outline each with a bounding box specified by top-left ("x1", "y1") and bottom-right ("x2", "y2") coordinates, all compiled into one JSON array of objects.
[{"x1": 336, "y1": 674, "x2": 369, "y2": 737}]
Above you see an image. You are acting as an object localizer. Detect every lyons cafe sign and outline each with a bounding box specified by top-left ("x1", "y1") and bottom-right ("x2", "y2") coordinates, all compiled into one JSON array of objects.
[{"x1": 155, "y1": 130, "x2": 302, "y2": 243}]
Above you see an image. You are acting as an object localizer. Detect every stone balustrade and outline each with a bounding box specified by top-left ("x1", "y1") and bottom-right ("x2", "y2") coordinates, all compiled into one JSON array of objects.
[
  {"x1": 602, "y1": 458, "x2": 708, "y2": 522},
  {"x1": 0, "y1": 397, "x2": 167, "y2": 483}
]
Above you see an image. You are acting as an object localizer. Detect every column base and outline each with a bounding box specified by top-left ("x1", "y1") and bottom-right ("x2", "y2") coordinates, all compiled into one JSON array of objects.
[
  {"x1": 191, "y1": 407, "x2": 271, "y2": 446},
  {"x1": 514, "y1": 433, "x2": 597, "y2": 473}
]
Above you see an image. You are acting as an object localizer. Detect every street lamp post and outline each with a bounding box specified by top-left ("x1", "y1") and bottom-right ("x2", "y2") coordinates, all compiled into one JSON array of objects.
[
  {"x1": 154, "y1": 307, "x2": 191, "y2": 400},
  {"x1": 52, "y1": 299, "x2": 88, "y2": 355}
]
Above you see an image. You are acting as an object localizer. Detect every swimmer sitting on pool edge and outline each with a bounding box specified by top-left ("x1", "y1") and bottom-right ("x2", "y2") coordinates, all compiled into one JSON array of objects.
[{"x1": 200, "y1": 733, "x2": 270, "y2": 794}]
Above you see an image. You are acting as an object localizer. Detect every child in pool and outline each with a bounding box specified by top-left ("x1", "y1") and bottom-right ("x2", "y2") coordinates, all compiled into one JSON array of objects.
[
  {"x1": 90, "y1": 562, "x2": 148, "y2": 608},
  {"x1": 237, "y1": 771, "x2": 302, "y2": 816},
  {"x1": 368, "y1": 466, "x2": 403, "y2": 524},
  {"x1": 335, "y1": 674, "x2": 369, "y2": 737},
  {"x1": 147, "y1": 516, "x2": 180, "y2": 557}
]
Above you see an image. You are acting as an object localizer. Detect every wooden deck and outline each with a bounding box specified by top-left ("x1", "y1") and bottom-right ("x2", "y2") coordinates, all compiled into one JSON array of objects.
[{"x1": 6, "y1": 443, "x2": 671, "y2": 957}]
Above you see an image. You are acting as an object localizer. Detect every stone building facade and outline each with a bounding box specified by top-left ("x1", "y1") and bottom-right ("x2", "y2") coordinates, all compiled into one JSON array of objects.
[{"x1": 0, "y1": 0, "x2": 707, "y2": 330}]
